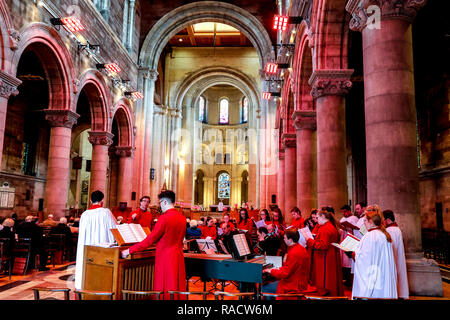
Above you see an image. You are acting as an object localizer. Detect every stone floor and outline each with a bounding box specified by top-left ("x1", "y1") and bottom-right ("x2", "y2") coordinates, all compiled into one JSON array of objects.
[{"x1": 0, "y1": 262, "x2": 448, "y2": 300}]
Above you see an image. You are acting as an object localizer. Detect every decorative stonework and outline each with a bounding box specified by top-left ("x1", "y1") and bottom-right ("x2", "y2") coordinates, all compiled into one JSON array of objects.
[
  {"x1": 45, "y1": 109, "x2": 80, "y2": 128},
  {"x1": 139, "y1": 67, "x2": 159, "y2": 81},
  {"x1": 153, "y1": 105, "x2": 167, "y2": 115},
  {"x1": 0, "y1": 71, "x2": 21, "y2": 98},
  {"x1": 346, "y1": 0, "x2": 427, "y2": 32},
  {"x1": 115, "y1": 146, "x2": 134, "y2": 157},
  {"x1": 88, "y1": 131, "x2": 114, "y2": 146},
  {"x1": 292, "y1": 110, "x2": 317, "y2": 131},
  {"x1": 9, "y1": 29, "x2": 20, "y2": 51},
  {"x1": 281, "y1": 133, "x2": 296, "y2": 149},
  {"x1": 309, "y1": 69, "x2": 353, "y2": 99}
]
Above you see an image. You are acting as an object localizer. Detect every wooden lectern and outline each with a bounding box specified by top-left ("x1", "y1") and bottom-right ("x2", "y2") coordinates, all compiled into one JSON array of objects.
[{"x1": 81, "y1": 227, "x2": 156, "y2": 300}]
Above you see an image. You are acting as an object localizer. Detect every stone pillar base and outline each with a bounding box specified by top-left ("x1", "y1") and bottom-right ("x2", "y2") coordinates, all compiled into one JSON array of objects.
[{"x1": 407, "y1": 253, "x2": 443, "y2": 297}]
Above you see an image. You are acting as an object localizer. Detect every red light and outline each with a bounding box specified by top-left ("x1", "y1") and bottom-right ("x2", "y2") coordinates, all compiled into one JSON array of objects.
[
  {"x1": 262, "y1": 92, "x2": 271, "y2": 100},
  {"x1": 273, "y1": 15, "x2": 288, "y2": 31},
  {"x1": 105, "y1": 63, "x2": 121, "y2": 73},
  {"x1": 132, "y1": 92, "x2": 144, "y2": 100},
  {"x1": 265, "y1": 62, "x2": 278, "y2": 74},
  {"x1": 61, "y1": 17, "x2": 85, "y2": 32}
]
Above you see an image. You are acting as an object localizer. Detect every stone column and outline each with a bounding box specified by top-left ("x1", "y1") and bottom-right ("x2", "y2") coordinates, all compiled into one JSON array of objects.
[
  {"x1": 150, "y1": 105, "x2": 166, "y2": 204},
  {"x1": 347, "y1": 0, "x2": 442, "y2": 296},
  {"x1": 88, "y1": 131, "x2": 114, "y2": 195},
  {"x1": 44, "y1": 110, "x2": 80, "y2": 218},
  {"x1": 277, "y1": 149, "x2": 285, "y2": 216},
  {"x1": 116, "y1": 146, "x2": 134, "y2": 206},
  {"x1": 293, "y1": 110, "x2": 317, "y2": 216},
  {"x1": 282, "y1": 133, "x2": 296, "y2": 224},
  {"x1": 0, "y1": 71, "x2": 21, "y2": 169},
  {"x1": 309, "y1": 69, "x2": 352, "y2": 211}
]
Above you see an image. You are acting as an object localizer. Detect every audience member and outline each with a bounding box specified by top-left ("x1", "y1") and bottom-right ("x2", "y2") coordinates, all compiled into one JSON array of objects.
[
  {"x1": 0, "y1": 218, "x2": 15, "y2": 256},
  {"x1": 42, "y1": 214, "x2": 58, "y2": 227},
  {"x1": 186, "y1": 220, "x2": 202, "y2": 239}
]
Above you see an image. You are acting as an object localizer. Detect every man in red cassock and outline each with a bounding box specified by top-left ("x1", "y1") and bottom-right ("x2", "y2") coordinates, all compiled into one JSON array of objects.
[
  {"x1": 126, "y1": 196, "x2": 153, "y2": 230},
  {"x1": 121, "y1": 190, "x2": 186, "y2": 300}
]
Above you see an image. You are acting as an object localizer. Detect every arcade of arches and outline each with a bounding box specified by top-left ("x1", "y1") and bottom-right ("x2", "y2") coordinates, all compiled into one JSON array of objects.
[{"x1": 0, "y1": 0, "x2": 447, "y2": 296}]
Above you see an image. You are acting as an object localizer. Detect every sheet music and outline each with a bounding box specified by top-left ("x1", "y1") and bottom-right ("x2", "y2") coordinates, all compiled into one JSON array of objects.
[
  {"x1": 332, "y1": 234, "x2": 360, "y2": 252},
  {"x1": 300, "y1": 226, "x2": 313, "y2": 239},
  {"x1": 129, "y1": 223, "x2": 148, "y2": 241},
  {"x1": 265, "y1": 255, "x2": 282, "y2": 268},
  {"x1": 233, "y1": 233, "x2": 251, "y2": 257},
  {"x1": 116, "y1": 224, "x2": 148, "y2": 243},
  {"x1": 359, "y1": 223, "x2": 368, "y2": 236},
  {"x1": 255, "y1": 220, "x2": 267, "y2": 229}
]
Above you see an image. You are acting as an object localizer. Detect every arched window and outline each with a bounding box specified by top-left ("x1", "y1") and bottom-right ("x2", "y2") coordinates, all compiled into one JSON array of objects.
[
  {"x1": 241, "y1": 97, "x2": 248, "y2": 123},
  {"x1": 198, "y1": 96, "x2": 206, "y2": 122},
  {"x1": 218, "y1": 172, "x2": 231, "y2": 199},
  {"x1": 219, "y1": 98, "x2": 229, "y2": 124}
]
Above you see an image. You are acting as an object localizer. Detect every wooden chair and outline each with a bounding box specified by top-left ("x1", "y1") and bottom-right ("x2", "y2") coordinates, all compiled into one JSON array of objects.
[
  {"x1": 168, "y1": 290, "x2": 210, "y2": 300},
  {"x1": 214, "y1": 291, "x2": 256, "y2": 300},
  {"x1": 304, "y1": 295, "x2": 349, "y2": 300},
  {"x1": 121, "y1": 290, "x2": 163, "y2": 300},
  {"x1": 32, "y1": 287, "x2": 71, "y2": 300},
  {"x1": 261, "y1": 292, "x2": 305, "y2": 300},
  {"x1": 74, "y1": 289, "x2": 114, "y2": 300},
  {"x1": 0, "y1": 238, "x2": 13, "y2": 280},
  {"x1": 12, "y1": 238, "x2": 37, "y2": 275}
]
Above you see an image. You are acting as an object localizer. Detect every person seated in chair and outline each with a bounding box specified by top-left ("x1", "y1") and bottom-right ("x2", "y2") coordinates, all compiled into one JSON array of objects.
[
  {"x1": 50, "y1": 217, "x2": 74, "y2": 258},
  {"x1": 186, "y1": 220, "x2": 202, "y2": 239},
  {"x1": 0, "y1": 218, "x2": 16, "y2": 256},
  {"x1": 255, "y1": 227, "x2": 281, "y2": 256},
  {"x1": 219, "y1": 222, "x2": 239, "y2": 254},
  {"x1": 15, "y1": 216, "x2": 49, "y2": 271}
]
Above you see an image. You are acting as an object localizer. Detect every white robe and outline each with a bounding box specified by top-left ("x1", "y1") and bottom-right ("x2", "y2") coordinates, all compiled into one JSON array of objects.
[
  {"x1": 339, "y1": 215, "x2": 359, "y2": 268},
  {"x1": 386, "y1": 226, "x2": 409, "y2": 299},
  {"x1": 352, "y1": 229, "x2": 398, "y2": 299},
  {"x1": 74, "y1": 207, "x2": 118, "y2": 289}
]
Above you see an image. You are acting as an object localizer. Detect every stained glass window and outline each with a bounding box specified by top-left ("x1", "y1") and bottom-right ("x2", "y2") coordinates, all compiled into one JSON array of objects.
[
  {"x1": 218, "y1": 172, "x2": 230, "y2": 199},
  {"x1": 242, "y1": 97, "x2": 248, "y2": 123},
  {"x1": 198, "y1": 96, "x2": 206, "y2": 122},
  {"x1": 219, "y1": 98, "x2": 229, "y2": 124}
]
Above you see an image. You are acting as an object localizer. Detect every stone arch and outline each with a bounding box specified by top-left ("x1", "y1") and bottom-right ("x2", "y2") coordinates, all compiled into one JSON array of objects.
[
  {"x1": 111, "y1": 99, "x2": 134, "y2": 148},
  {"x1": 293, "y1": 24, "x2": 314, "y2": 112},
  {"x1": 9, "y1": 23, "x2": 75, "y2": 111},
  {"x1": 140, "y1": 1, "x2": 274, "y2": 70},
  {"x1": 311, "y1": 0, "x2": 350, "y2": 70},
  {"x1": 76, "y1": 69, "x2": 111, "y2": 133}
]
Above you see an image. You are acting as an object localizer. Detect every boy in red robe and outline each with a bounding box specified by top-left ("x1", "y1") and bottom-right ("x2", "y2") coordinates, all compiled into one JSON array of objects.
[
  {"x1": 126, "y1": 196, "x2": 153, "y2": 229},
  {"x1": 121, "y1": 190, "x2": 186, "y2": 300}
]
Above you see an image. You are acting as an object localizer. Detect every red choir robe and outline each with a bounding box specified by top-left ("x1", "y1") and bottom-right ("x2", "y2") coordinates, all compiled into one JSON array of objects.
[
  {"x1": 201, "y1": 225, "x2": 217, "y2": 240},
  {"x1": 126, "y1": 208, "x2": 153, "y2": 230},
  {"x1": 129, "y1": 208, "x2": 186, "y2": 299},
  {"x1": 270, "y1": 243, "x2": 310, "y2": 299},
  {"x1": 306, "y1": 221, "x2": 344, "y2": 296},
  {"x1": 238, "y1": 219, "x2": 254, "y2": 247},
  {"x1": 290, "y1": 217, "x2": 305, "y2": 229},
  {"x1": 272, "y1": 221, "x2": 286, "y2": 236}
]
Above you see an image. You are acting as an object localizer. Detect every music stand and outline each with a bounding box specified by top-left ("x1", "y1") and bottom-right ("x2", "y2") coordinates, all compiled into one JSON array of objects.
[
  {"x1": 230, "y1": 233, "x2": 254, "y2": 260},
  {"x1": 196, "y1": 239, "x2": 217, "y2": 253}
]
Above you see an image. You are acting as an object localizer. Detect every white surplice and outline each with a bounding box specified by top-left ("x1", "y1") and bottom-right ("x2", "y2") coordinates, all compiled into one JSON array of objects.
[
  {"x1": 339, "y1": 215, "x2": 359, "y2": 268},
  {"x1": 74, "y1": 207, "x2": 118, "y2": 289},
  {"x1": 386, "y1": 225, "x2": 409, "y2": 299},
  {"x1": 352, "y1": 229, "x2": 398, "y2": 299}
]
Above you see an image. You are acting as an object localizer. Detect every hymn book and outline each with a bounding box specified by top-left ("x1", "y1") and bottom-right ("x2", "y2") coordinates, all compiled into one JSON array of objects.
[
  {"x1": 359, "y1": 223, "x2": 368, "y2": 235},
  {"x1": 332, "y1": 234, "x2": 360, "y2": 252},
  {"x1": 111, "y1": 224, "x2": 151, "y2": 246}
]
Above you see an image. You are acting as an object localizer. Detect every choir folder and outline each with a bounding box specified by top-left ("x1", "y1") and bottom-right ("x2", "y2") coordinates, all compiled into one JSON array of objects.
[
  {"x1": 110, "y1": 223, "x2": 151, "y2": 246},
  {"x1": 332, "y1": 234, "x2": 360, "y2": 252}
]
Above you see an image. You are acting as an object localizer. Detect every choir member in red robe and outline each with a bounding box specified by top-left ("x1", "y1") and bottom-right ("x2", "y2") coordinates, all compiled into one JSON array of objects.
[
  {"x1": 263, "y1": 228, "x2": 310, "y2": 300},
  {"x1": 126, "y1": 196, "x2": 153, "y2": 230},
  {"x1": 237, "y1": 208, "x2": 254, "y2": 247},
  {"x1": 121, "y1": 190, "x2": 186, "y2": 300},
  {"x1": 289, "y1": 207, "x2": 305, "y2": 229},
  {"x1": 301, "y1": 209, "x2": 344, "y2": 296},
  {"x1": 201, "y1": 216, "x2": 217, "y2": 240},
  {"x1": 271, "y1": 207, "x2": 286, "y2": 237},
  {"x1": 258, "y1": 209, "x2": 272, "y2": 228},
  {"x1": 220, "y1": 212, "x2": 235, "y2": 231}
]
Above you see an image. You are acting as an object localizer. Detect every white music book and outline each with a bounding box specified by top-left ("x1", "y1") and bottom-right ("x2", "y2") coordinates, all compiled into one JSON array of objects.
[
  {"x1": 255, "y1": 220, "x2": 267, "y2": 229},
  {"x1": 265, "y1": 255, "x2": 283, "y2": 269},
  {"x1": 332, "y1": 234, "x2": 360, "y2": 252},
  {"x1": 116, "y1": 223, "x2": 148, "y2": 244},
  {"x1": 233, "y1": 233, "x2": 251, "y2": 257}
]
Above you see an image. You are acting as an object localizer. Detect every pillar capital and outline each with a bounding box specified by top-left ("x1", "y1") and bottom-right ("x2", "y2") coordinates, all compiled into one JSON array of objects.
[
  {"x1": 292, "y1": 110, "x2": 317, "y2": 131},
  {"x1": 154, "y1": 104, "x2": 167, "y2": 115},
  {"x1": 139, "y1": 67, "x2": 158, "y2": 81},
  {"x1": 0, "y1": 71, "x2": 21, "y2": 99},
  {"x1": 45, "y1": 109, "x2": 80, "y2": 128},
  {"x1": 88, "y1": 131, "x2": 114, "y2": 146},
  {"x1": 309, "y1": 69, "x2": 353, "y2": 99},
  {"x1": 346, "y1": 0, "x2": 427, "y2": 32},
  {"x1": 115, "y1": 146, "x2": 135, "y2": 157},
  {"x1": 281, "y1": 133, "x2": 296, "y2": 149}
]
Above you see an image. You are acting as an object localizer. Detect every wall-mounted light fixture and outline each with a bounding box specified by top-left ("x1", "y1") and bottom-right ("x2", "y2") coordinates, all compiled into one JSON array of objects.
[
  {"x1": 273, "y1": 15, "x2": 303, "y2": 31},
  {"x1": 50, "y1": 17, "x2": 85, "y2": 32},
  {"x1": 96, "y1": 63, "x2": 121, "y2": 74}
]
